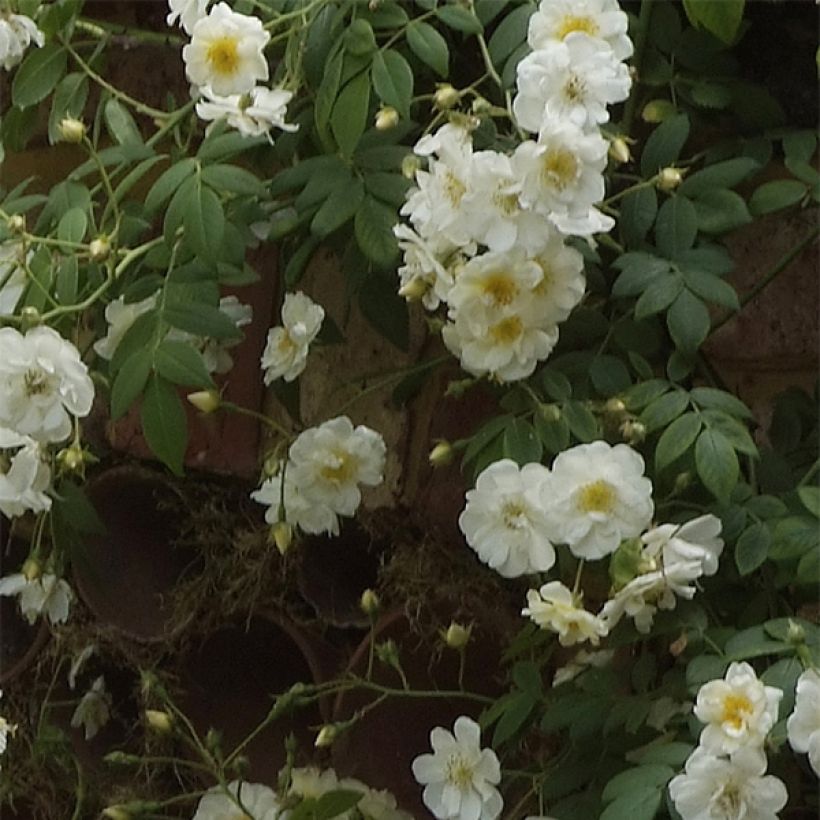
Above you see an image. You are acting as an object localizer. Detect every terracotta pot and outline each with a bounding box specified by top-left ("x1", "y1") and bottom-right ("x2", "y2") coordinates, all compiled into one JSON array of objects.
[
  {"x1": 178, "y1": 613, "x2": 329, "y2": 786},
  {"x1": 331, "y1": 608, "x2": 505, "y2": 815},
  {"x1": 73, "y1": 466, "x2": 200, "y2": 641}
]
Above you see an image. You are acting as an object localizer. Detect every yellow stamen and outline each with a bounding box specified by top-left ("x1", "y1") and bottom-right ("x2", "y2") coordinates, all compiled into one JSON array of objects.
[
  {"x1": 482, "y1": 273, "x2": 518, "y2": 306},
  {"x1": 207, "y1": 36, "x2": 241, "y2": 76},
  {"x1": 720, "y1": 694, "x2": 753, "y2": 730},
  {"x1": 541, "y1": 148, "x2": 579, "y2": 191},
  {"x1": 557, "y1": 14, "x2": 600, "y2": 39},
  {"x1": 578, "y1": 480, "x2": 615, "y2": 514},
  {"x1": 490, "y1": 316, "x2": 523, "y2": 344}
]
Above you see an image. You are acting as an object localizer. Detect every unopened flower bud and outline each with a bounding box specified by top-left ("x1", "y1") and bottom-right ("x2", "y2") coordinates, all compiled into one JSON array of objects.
[
  {"x1": 641, "y1": 99, "x2": 676, "y2": 123},
  {"x1": 674, "y1": 471, "x2": 693, "y2": 493},
  {"x1": 657, "y1": 167, "x2": 684, "y2": 191},
  {"x1": 375, "y1": 106, "x2": 399, "y2": 131},
  {"x1": 187, "y1": 389, "x2": 221, "y2": 414},
  {"x1": 102, "y1": 810, "x2": 131, "y2": 820},
  {"x1": 230, "y1": 754, "x2": 250, "y2": 778},
  {"x1": 428, "y1": 441, "x2": 453, "y2": 468},
  {"x1": 145, "y1": 709, "x2": 173, "y2": 734},
  {"x1": 57, "y1": 444, "x2": 90, "y2": 474},
  {"x1": 22, "y1": 558, "x2": 41, "y2": 581},
  {"x1": 786, "y1": 619, "x2": 806, "y2": 644},
  {"x1": 442, "y1": 621, "x2": 471, "y2": 650},
  {"x1": 605, "y1": 398, "x2": 626, "y2": 415},
  {"x1": 471, "y1": 96, "x2": 492, "y2": 115},
  {"x1": 7, "y1": 214, "x2": 25, "y2": 233},
  {"x1": 444, "y1": 378, "x2": 474, "y2": 398},
  {"x1": 609, "y1": 137, "x2": 631, "y2": 165},
  {"x1": 205, "y1": 727, "x2": 222, "y2": 753},
  {"x1": 89, "y1": 236, "x2": 111, "y2": 262},
  {"x1": 271, "y1": 521, "x2": 292, "y2": 555},
  {"x1": 262, "y1": 454, "x2": 281, "y2": 478},
  {"x1": 434, "y1": 83, "x2": 460, "y2": 110},
  {"x1": 314, "y1": 724, "x2": 338, "y2": 748},
  {"x1": 59, "y1": 117, "x2": 86, "y2": 144},
  {"x1": 104, "y1": 750, "x2": 141, "y2": 765},
  {"x1": 401, "y1": 154, "x2": 421, "y2": 179},
  {"x1": 398, "y1": 276, "x2": 428, "y2": 301},
  {"x1": 375, "y1": 639, "x2": 400, "y2": 668},
  {"x1": 140, "y1": 670, "x2": 158, "y2": 699},
  {"x1": 620, "y1": 419, "x2": 646, "y2": 444},
  {"x1": 539, "y1": 403, "x2": 561, "y2": 423},
  {"x1": 20, "y1": 306, "x2": 40, "y2": 330},
  {"x1": 360, "y1": 588, "x2": 380, "y2": 616}
]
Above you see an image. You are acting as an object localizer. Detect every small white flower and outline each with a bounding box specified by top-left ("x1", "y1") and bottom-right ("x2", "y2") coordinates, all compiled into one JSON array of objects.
[
  {"x1": 0, "y1": 572, "x2": 73, "y2": 625},
  {"x1": 183, "y1": 2, "x2": 270, "y2": 96},
  {"x1": 261, "y1": 291, "x2": 325, "y2": 384},
  {"x1": 787, "y1": 668, "x2": 820, "y2": 777},
  {"x1": 642, "y1": 514, "x2": 724, "y2": 577},
  {"x1": 196, "y1": 84, "x2": 299, "y2": 139},
  {"x1": 166, "y1": 0, "x2": 208, "y2": 34},
  {"x1": 93, "y1": 293, "x2": 158, "y2": 361},
  {"x1": 668, "y1": 746, "x2": 788, "y2": 820},
  {"x1": 394, "y1": 224, "x2": 457, "y2": 310},
  {"x1": 552, "y1": 648, "x2": 613, "y2": 686},
  {"x1": 289, "y1": 766, "x2": 341, "y2": 799},
  {"x1": 527, "y1": 0, "x2": 633, "y2": 61},
  {"x1": 513, "y1": 34, "x2": 631, "y2": 133},
  {"x1": 339, "y1": 777, "x2": 413, "y2": 820},
  {"x1": 193, "y1": 779, "x2": 282, "y2": 819},
  {"x1": 0, "y1": 11, "x2": 44, "y2": 71},
  {"x1": 251, "y1": 470, "x2": 340, "y2": 536},
  {"x1": 0, "y1": 428, "x2": 51, "y2": 518},
  {"x1": 287, "y1": 416, "x2": 386, "y2": 518},
  {"x1": 522, "y1": 581, "x2": 608, "y2": 646},
  {"x1": 459, "y1": 459, "x2": 556, "y2": 578},
  {"x1": 541, "y1": 441, "x2": 654, "y2": 560},
  {"x1": 0, "y1": 326, "x2": 95, "y2": 443},
  {"x1": 694, "y1": 662, "x2": 783, "y2": 754},
  {"x1": 70, "y1": 676, "x2": 110, "y2": 741},
  {"x1": 0, "y1": 242, "x2": 29, "y2": 315},
  {"x1": 411, "y1": 715, "x2": 503, "y2": 820},
  {"x1": 528, "y1": 234, "x2": 586, "y2": 326}
]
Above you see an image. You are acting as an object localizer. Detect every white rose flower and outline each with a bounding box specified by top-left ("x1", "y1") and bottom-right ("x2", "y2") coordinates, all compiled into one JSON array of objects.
[
  {"x1": 93, "y1": 293, "x2": 158, "y2": 361},
  {"x1": 289, "y1": 766, "x2": 341, "y2": 799},
  {"x1": 694, "y1": 661, "x2": 783, "y2": 754},
  {"x1": 339, "y1": 777, "x2": 412, "y2": 820},
  {"x1": 261, "y1": 291, "x2": 325, "y2": 384},
  {"x1": 513, "y1": 34, "x2": 631, "y2": 133},
  {"x1": 0, "y1": 11, "x2": 44, "y2": 71},
  {"x1": 642, "y1": 514, "x2": 724, "y2": 577},
  {"x1": 541, "y1": 441, "x2": 654, "y2": 560},
  {"x1": 251, "y1": 469, "x2": 340, "y2": 536},
  {"x1": 527, "y1": 0, "x2": 633, "y2": 61},
  {"x1": 183, "y1": 2, "x2": 270, "y2": 96},
  {"x1": 71, "y1": 676, "x2": 110, "y2": 741},
  {"x1": 0, "y1": 572, "x2": 73, "y2": 625},
  {"x1": 512, "y1": 122, "x2": 613, "y2": 237},
  {"x1": 529, "y1": 234, "x2": 586, "y2": 326},
  {"x1": 166, "y1": 0, "x2": 208, "y2": 34},
  {"x1": 394, "y1": 224, "x2": 457, "y2": 310},
  {"x1": 459, "y1": 459, "x2": 556, "y2": 578},
  {"x1": 522, "y1": 581, "x2": 608, "y2": 646},
  {"x1": 0, "y1": 690, "x2": 17, "y2": 762},
  {"x1": 194, "y1": 780, "x2": 282, "y2": 820},
  {"x1": 0, "y1": 242, "x2": 29, "y2": 315},
  {"x1": 0, "y1": 326, "x2": 95, "y2": 443},
  {"x1": 199, "y1": 295, "x2": 252, "y2": 374},
  {"x1": 668, "y1": 746, "x2": 788, "y2": 820},
  {"x1": 287, "y1": 416, "x2": 386, "y2": 518},
  {"x1": 196, "y1": 84, "x2": 299, "y2": 139},
  {"x1": 0, "y1": 428, "x2": 51, "y2": 518},
  {"x1": 411, "y1": 715, "x2": 503, "y2": 820},
  {"x1": 787, "y1": 668, "x2": 820, "y2": 777}
]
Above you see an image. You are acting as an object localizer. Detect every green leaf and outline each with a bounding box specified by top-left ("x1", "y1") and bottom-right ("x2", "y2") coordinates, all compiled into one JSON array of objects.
[
  {"x1": 315, "y1": 49, "x2": 344, "y2": 140},
  {"x1": 12, "y1": 44, "x2": 67, "y2": 108},
  {"x1": 405, "y1": 21, "x2": 450, "y2": 77},
  {"x1": 682, "y1": 269, "x2": 739, "y2": 310},
  {"x1": 196, "y1": 129, "x2": 266, "y2": 163},
  {"x1": 770, "y1": 516, "x2": 818, "y2": 561},
  {"x1": 311, "y1": 178, "x2": 365, "y2": 238},
  {"x1": 344, "y1": 18, "x2": 376, "y2": 55},
  {"x1": 57, "y1": 207, "x2": 87, "y2": 244},
  {"x1": 284, "y1": 236, "x2": 321, "y2": 287},
  {"x1": 563, "y1": 401, "x2": 599, "y2": 442},
  {"x1": 487, "y1": 3, "x2": 535, "y2": 68},
  {"x1": 140, "y1": 375, "x2": 187, "y2": 475},
  {"x1": 692, "y1": 189, "x2": 752, "y2": 234},
  {"x1": 735, "y1": 522, "x2": 771, "y2": 575},
  {"x1": 634, "y1": 273, "x2": 683, "y2": 319},
  {"x1": 683, "y1": 0, "x2": 745, "y2": 44},
  {"x1": 358, "y1": 274, "x2": 408, "y2": 351},
  {"x1": 313, "y1": 789, "x2": 364, "y2": 820},
  {"x1": 640, "y1": 390, "x2": 689, "y2": 433},
  {"x1": 690, "y1": 81, "x2": 732, "y2": 109},
  {"x1": 154, "y1": 340, "x2": 214, "y2": 389},
  {"x1": 539, "y1": 368, "x2": 572, "y2": 401},
  {"x1": 612, "y1": 254, "x2": 671, "y2": 297},
  {"x1": 696, "y1": 428, "x2": 739, "y2": 502},
  {"x1": 600, "y1": 787, "x2": 663, "y2": 820},
  {"x1": 163, "y1": 302, "x2": 242, "y2": 340},
  {"x1": 184, "y1": 181, "x2": 225, "y2": 261},
  {"x1": 435, "y1": 4, "x2": 483, "y2": 33},
  {"x1": 462, "y1": 414, "x2": 513, "y2": 467},
  {"x1": 623, "y1": 379, "x2": 671, "y2": 411},
  {"x1": 502, "y1": 418, "x2": 542, "y2": 465},
  {"x1": 110, "y1": 349, "x2": 153, "y2": 420},
  {"x1": 689, "y1": 387, "x2": 752, "y2": 419},
  {"x1": 201, "y1": 163, "x2": 267, "y2": 197},
  {"x1": 797, "y1": 547, "x2": 820, "y2": 584},
  {"x1": 701, "y1": 410, "x2": 757, "y2": 457},
  {"x1": 667, "y1": 289, "x2": 710, "y2": 354},
  {"x1": 55, "y1": 256, "x2": 78, "y2": 305},
  {"x1": 798, "y1": 486, "x2": 820, "y2": 518},
  {"x1": 535, "y1": 413, "x2": 570, "y2": 454},
  {"x1": 145, "y1": 158, "x2": 197, "y2": 213},
  {"x1": 493, "y1": 691, "x2": 536, "y2": 746},
  {"x1": 371, "y1": 49, "x2": 413, "y2": 118},
  {"x1": 655, "y1": 411, "x2": 702, "y2": 470},
  {"x1": 620, "y1": 187, "x2": 658, "y2": 247},
  {"x1": 331, "y1": 71, "x2": 371, "y2": 156},
  {"x1": 749, "y1": 179, "x2": 808, "y2": 215},
  {"x1": 725, "y1": 626, "x2": 789, "y2": 662},
  {"x1": 48, "y1": 72, "x2": 88, "y2": 144},
  {"x1": 655, "y1": 196, "x2": 698, "y2": 259},
  {"x1": 590, "y1": 355, "x2": 631, "y2": 396},
  {"x1": 783, "y1": 131, "x2": 817, "y2": 164},
  {"x1": 602, "y1": 765, "x2": 674, "y2": 802},
  {"x1": 364, "y1": 171, "x2": 411, "y2": 207},
  {"x1": 640, "y1": 114, "x2": 690, "y2": 177},
  {"x1": 362, "y1": 1, "x2": 409, "y2": 28},
  {"x1": 111, "y1": 311, "x2": 160, "y2": 374},
  {"x1": 679, "y1": 158, "x2": 760, "y2": 196},
  {"x1": 354, "y1": 196, "x2": 399, "y2": 268},
  {"x1": 104, "y1": 98, "x2": 143, "y2": 146}
]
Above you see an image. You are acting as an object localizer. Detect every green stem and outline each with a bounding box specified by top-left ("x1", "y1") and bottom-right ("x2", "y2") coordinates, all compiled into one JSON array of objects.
[
  {"x1": 222, "y1": 401, "x2": 293, "y2": 439},
  {"x1": 621, "y1": 0, "x2": 654, "y2": 135}
]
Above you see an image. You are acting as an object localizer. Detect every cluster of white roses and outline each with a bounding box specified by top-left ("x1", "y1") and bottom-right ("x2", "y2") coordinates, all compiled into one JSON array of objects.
[
  {"x1": 459, "y1": 440, "x2": 725, "y2": 645},
  {"x1": 192, "y1": 766, "x2": 411, "y2": 820},
  {"x1": 394, "y1": 0, "x2": 631, "y2": 383},
  {"x1": 170, "y1": 0, "x2": 298, "y2": 140},
  {"x1": 0, "y1": 7, "x2": 43, "y2": 71}
]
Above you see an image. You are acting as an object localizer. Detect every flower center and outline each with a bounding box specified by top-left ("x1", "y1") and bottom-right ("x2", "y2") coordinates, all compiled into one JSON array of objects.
[
  {"x1": 482, "y1": 272, "x2": 518, "y2": 306},
  {"x1": 557, "y1": 14, "x2": 600, "y2": 39},
  {"x1": 445, "y1": 754, "x2": 473, "y2": 788},
  {"x1": 501, "y1": 500, "x2": 528, "y2": 530},
  {"x1": 444, "y1": 171, "x2": 467, "y2": 207},
  {"x1": 207, "y1": 36, "x2": 241, "y2": 76},
  {"x1": 492, "y1": 188, "x2": 519, "y2": 216},
  {"x1": 320, "y1": 450, "x2": 355, "y2": 484},
  {"x1": 541, "y1": 147, "x2": 579, "y2": 190},
  {"x1": 490, "y1": 315, "x2": 523, "y2": 345},
  {"x1": 720, "y1": 693, "x2": 753, "y2": 730},
  {"x1": 577, "y1": 480, "x2": 615, "y2": 514},
  {"x1": 23, "y1": 368, "x2": 51, "y2": 397},
  {"x1": 712, "y1": 781, "x2": 743, "y2": 818},
  {"x1": 562, "y1": 73, "x2": 587, "y2": 104}
]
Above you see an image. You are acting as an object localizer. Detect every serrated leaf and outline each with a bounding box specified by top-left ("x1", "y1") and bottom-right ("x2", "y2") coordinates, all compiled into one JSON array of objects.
[
  {"x1": 655, "y1": 195, "x2": 698, "y2": 259},
  {"x1": 48, "y1": 72, "x2": 87, "y2": 144},
  {"x1": 311, "y1": 178, "x2": 365, "y2": 238},
  {"x1": 140, "y1": 375, "x2": 187, "y2": 475},
  {"x1": 104, "y1": 98, "x2": 143, "y2": 146},
  {"x1": 57, "y1": 207, "x2": 87, "y2": 244},
  {"x1": 602, "y1": 765, "x2": 674, "y2": 802},
  {"x1": 487, "y1": 3, "x2": 534, "y2": 68},
  {"x1": 655, "y1": 411, "x2": 702, "y2": 470},
  {"x1": 679, "y1": 158, "x2": 760, "y2": 196},
  {"x1": 797, "y1": 486, "x2": 820, "y2": 518},
  {"x1": 696, "y1": 428, "x2": 739, "y2": 502},
  {"x1": 371, "y1": 49, "x2": 413, "y2": 118},
  {"x1": 201, "y1": 163, "x2": 267, "y2": 197},
  {"x1": 563, "y1": 400, "x2": 598, "y2": 442},
  {"x1": 163, "y1": 302, "x2": 242, "y2": 340},
  {"x1": 331, "y1": 71, "x2": 371, "y2": 156},
  {"x1": 405, "y1": 20, "x2": 449, "y2": 77},
  {"x1": 154, "y1": 340, "x2": 214, "y2": 389},
  {"x1": 692, "y1": 189, "x2": 752, "y2": 234},
  {"x1": 354, "y1": 196, "x2": 398, "y2": 268},
  {"x1": 535, "y1": 413, "x2": 570, "y2": 454},
  {"x1": 620, "y1": 187, "x2": 659, "y2": 247},
  {"x1": 667, "y1": 289, "x2": 710, "y2": 354},
  {"x1": 640, "y1": 390, "x2": 689, "y2": 432},
  {"x1": 110, "y1": 349, "x2": 152, "y2": 420},
  {"x1": 600, "y1": 787, "x2": 662, "y2": 820},
  {"x1": 435, "y1": 4, "x2": 483, "y2": 33},
  {"x1": 184, "y1": 181, "x2": 225, "y2": 261},
  {"x1": 689, "y1": 387, "x2": 753, "y2": 419},
  {"x1": 735, "y1": 522, "x2": 771, "y2": 575},
  {"x1": 749, "y1": 179, "x2": 808, "y2": 215},
  {"x1": 681, "y1": 269, "x2": 739, "y2": 310},
  {"x1": 634, "y1": 273, "x2": 683, "y2": 319},
  {"x1": 145, "y1": 158, "x2": 197, "y2": 213},
  {"x1": 493, "y1": 691, "x2": 535, "y2": 746},
  {"x1": 12, "y1": 44, "x2": 67, "y2": 108},
  {"x1": 590, "y1": 355, "x2": 631, "y2": 396}
]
